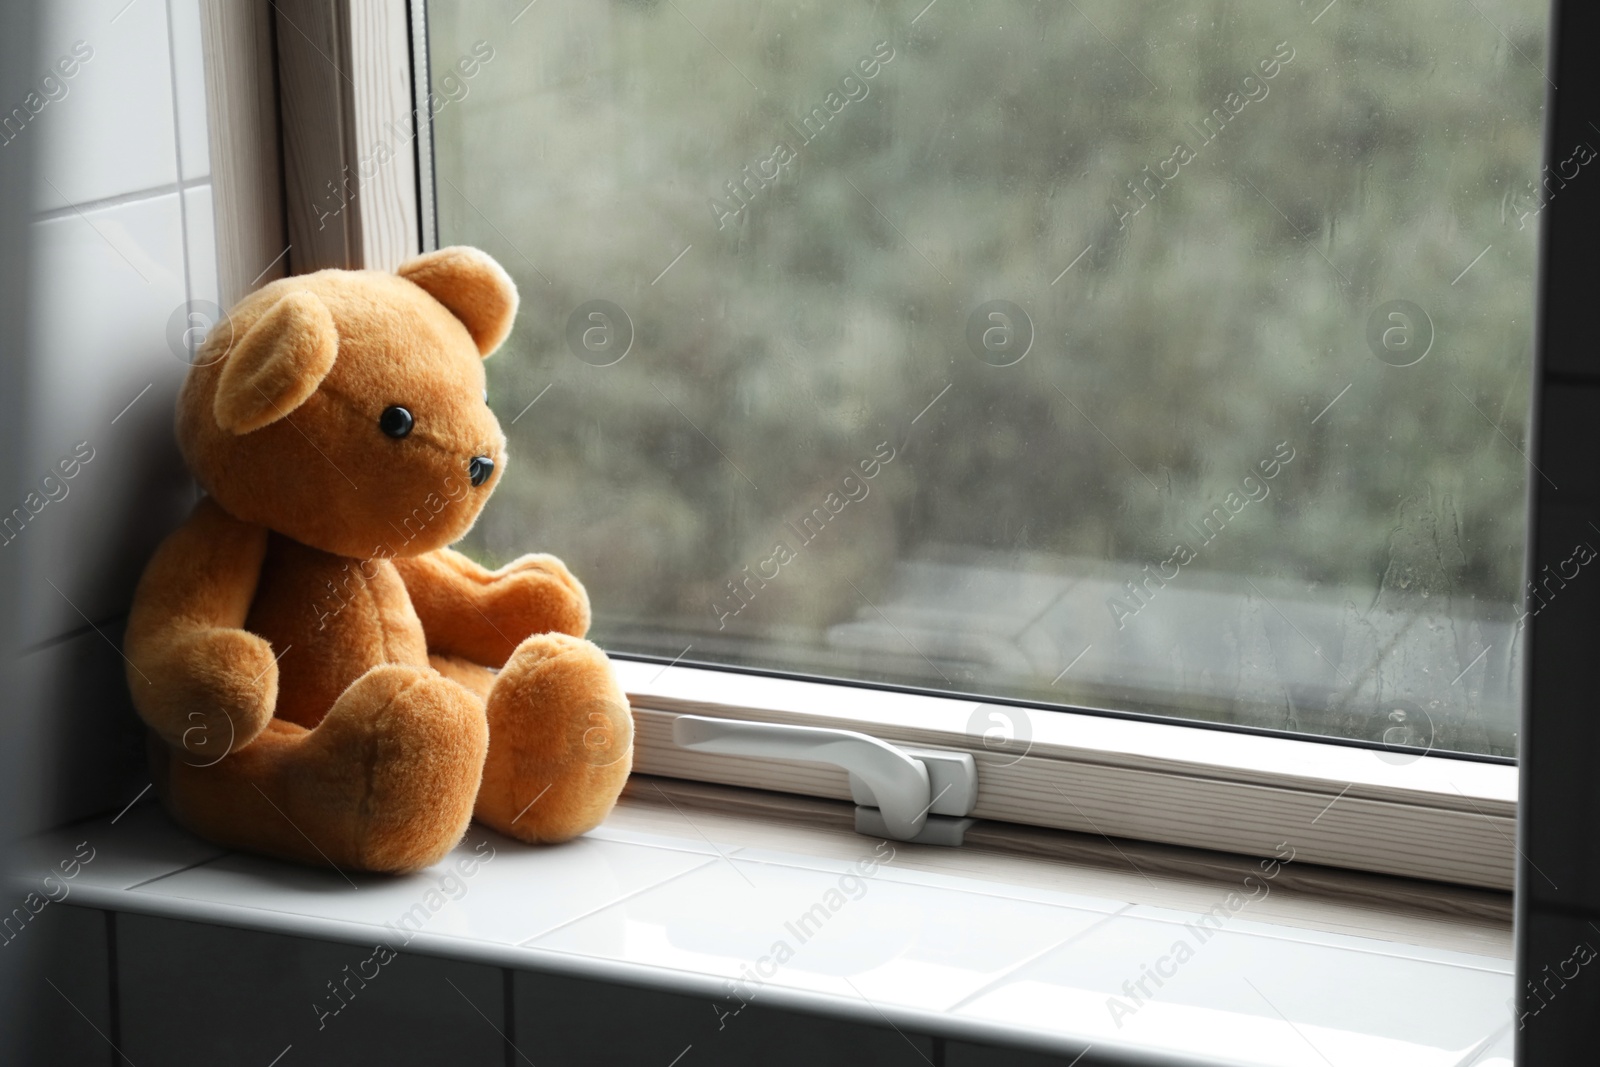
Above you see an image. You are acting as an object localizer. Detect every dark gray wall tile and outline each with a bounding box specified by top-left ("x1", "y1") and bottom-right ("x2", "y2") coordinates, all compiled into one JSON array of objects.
[
  {"x1": 513, "y1": 967, "x2": 935, "y2": 1066},
  {"x1": 1514, "y1": 908, "x2": 1600, "y2": 1064},
  {"x1": 118, "y1": 914, "x2": 507, "y2": 1067},
  {"x1": 12, "y1": 902, "x2": 113, "y2": 1067}
]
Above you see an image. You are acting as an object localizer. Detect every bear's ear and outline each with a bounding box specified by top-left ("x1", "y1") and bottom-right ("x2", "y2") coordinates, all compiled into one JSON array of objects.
[
  {"x1": 396, "y1": 246, "x2": 519, "y2": 357},
  {"x1": 212, "y1": 291, "x2": 339, "y2": 435}
]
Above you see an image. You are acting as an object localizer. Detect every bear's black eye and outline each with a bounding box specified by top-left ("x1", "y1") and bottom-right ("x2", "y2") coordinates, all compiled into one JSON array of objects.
[{"x1": 379, "y1": 406, "x2": 414, "y2": 439}]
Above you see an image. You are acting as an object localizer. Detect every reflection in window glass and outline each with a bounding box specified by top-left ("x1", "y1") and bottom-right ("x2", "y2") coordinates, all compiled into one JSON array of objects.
[{"x1": 427, "y1": 0, "x2": 1550, "y2": 759}]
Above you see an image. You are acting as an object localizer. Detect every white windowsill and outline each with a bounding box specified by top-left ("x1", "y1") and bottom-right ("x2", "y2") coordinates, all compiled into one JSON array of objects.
[{"x1": 13, "y1": 779, "x2": 1513, "y2": 1067}]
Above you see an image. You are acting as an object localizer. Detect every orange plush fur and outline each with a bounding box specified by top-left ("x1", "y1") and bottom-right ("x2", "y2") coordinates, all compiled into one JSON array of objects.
[{"x1": 124, "y1": 247, "x2": 632, "y2": 873}]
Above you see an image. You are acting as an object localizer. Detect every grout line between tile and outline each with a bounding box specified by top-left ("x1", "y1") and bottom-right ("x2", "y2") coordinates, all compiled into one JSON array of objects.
[
  {"x1": 32, "y1": 182, "x2": 188, "y2": 224},
  {"x1": 85, "y1": 887, "x2": 543, "y2": 952},
  {"x1": 120, "y1": 851, "x2": 231, "y2": 891},
  {"x1": 940, "y1": 903, "x2": 1137, "y2": 1015},
  {"x1": 162, "y1": 0, "x2": 195, "y2": 318},
  {"x1": 1452, "y1": 1020, "x2": 1514, "y2": 1067},
  {"x1": 502, "y1": 967, "x2": 518, "y2": 1067},
  {"x1": 517, "y1": 856, "x2": 724, "y2": 947},
  {"x1": 104, "y1": 910, "x2": 122, "y2": 1054},
  {"x1": 17, "y1": 612, "x2": 129, "y2": 658},
  {"x1": 1125, "y1": 908, "x2": 1514, "y2": 974},
  {"x1": 724, "y1": 849, "x2": 1128, "y2": 917},
  {"x1": 583, "y1": 828, "x2": 752, "y2": 861}
]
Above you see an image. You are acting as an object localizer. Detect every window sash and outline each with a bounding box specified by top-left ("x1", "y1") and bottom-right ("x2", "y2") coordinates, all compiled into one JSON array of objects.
[{"x1": 617, "y1": 657, "x2": 1515, "y2": 890}]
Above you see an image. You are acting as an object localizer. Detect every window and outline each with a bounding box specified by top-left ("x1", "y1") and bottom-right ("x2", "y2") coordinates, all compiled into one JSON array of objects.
[
  {"x1": 423, "y1": 0, "x2": 1545, "y2": 767},
  {"x1": 251, "y1": 0, "x2": 1539, "y2": 889}
]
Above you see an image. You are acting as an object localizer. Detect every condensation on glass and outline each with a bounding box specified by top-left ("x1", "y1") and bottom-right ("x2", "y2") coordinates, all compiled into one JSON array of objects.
[{"x1": 426, "y1": 0, "x2": 1551, "y2": 760}]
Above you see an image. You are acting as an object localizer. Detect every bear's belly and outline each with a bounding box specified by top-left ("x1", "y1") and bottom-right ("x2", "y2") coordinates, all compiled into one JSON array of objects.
[{"x1": 244, "y1": 534, "x2": 431, "y2": 728}]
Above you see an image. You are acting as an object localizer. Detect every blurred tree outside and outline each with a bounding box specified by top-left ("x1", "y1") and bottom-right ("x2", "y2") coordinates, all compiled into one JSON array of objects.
[{"x1": 428, "y1": 0, "x2": 1548, "y2": 758}]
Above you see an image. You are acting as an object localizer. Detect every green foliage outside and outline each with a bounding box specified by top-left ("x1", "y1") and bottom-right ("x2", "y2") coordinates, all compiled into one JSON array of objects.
[{"x1": 429, "y1": 0, "x2": 1550, "y2": 756}]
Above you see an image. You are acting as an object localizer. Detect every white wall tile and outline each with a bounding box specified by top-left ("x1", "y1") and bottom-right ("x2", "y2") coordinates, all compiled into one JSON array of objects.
[
  {"x1": 3, "y1": 623, "x2": 147, "y2": 840},
  {"x1": 183, "y1": 181, "x2": 217, "y2": 306},
  {"x1": 131, "y1": 829, "x2": 717, "y2": 947},
  {"x1": 167, "y1": 0, "x2": 209, "y2": 181},
  {"x1": 527, "y1": 853, "x2": 1113, "y2": 1011},
  {"x1": 19, "y1": 190, "x2": 193, "y2": 643},
  {"x1": 953, "y1": 910, "x2": 1511, "y2": 1066},
  {"x1": 12, "y1": 803, "x2": 224, "y2": 894},
  {"x1": 31, "y1": 0, "x2": 178, "y2": 209}
]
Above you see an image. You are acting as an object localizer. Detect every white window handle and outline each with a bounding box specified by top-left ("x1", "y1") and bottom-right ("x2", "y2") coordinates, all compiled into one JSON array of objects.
[{"x1": 671, "y1": 715, "x2": 977, "y2": 843}]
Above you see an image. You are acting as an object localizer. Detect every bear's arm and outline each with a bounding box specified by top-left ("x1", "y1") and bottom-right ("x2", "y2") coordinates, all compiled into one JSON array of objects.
[
  {"x1": 394, "y1": 548, "x2": 590, "y2": 668},
  {"x1": 124, "y1": 497, "x2": 278, "y2": 759}
]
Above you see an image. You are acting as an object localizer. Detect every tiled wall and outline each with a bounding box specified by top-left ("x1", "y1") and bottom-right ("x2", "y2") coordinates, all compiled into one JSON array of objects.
[
  {"x1": 28, "y1": 907, "x2": 1106, "y2": 1067},
  {"x1": 7, "y1": 0, "x2": 219, "y2": 836}
]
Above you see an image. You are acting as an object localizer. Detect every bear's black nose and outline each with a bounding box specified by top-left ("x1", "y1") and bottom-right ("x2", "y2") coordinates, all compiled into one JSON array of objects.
[{"x1": 468, "y1": 455, "x2": 495, "y2": 487}]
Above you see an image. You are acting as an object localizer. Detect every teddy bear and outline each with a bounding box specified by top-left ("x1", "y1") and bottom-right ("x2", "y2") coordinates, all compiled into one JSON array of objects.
[{"x1": 123, "y1": 246, "x2": 632, "y2": 873}]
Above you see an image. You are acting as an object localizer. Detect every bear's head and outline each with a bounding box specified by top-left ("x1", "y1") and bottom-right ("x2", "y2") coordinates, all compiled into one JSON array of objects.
[{"x1": 177, "y1": 246, "x2": 519, "y2": 559}]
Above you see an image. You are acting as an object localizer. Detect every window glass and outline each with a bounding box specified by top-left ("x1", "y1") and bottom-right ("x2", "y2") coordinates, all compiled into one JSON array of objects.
[{"x1": 427, "y1": 0, "x2": 1550, "y2": 759}]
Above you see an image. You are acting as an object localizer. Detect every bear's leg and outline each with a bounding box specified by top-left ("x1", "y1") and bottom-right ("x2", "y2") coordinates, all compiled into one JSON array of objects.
[
  {"x1": 475, "y1": 633, "x2": 633, "y2": 843},
  {"x1": 163, "y1": 664, "x2": 487, "y2": 873},
  {"x1": 429, "y1": 653, "x2": 496, "y2": 701}
]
